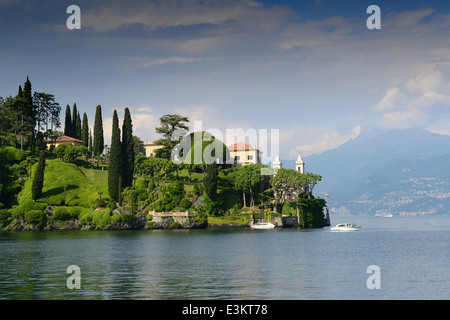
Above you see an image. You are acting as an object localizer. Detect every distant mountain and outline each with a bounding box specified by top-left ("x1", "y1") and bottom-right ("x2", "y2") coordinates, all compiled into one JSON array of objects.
[{"x1": 291, "y1": 127, "x2": 450, "y2": 216}]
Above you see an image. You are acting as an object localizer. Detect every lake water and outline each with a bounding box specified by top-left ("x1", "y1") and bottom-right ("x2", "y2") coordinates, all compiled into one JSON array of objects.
[{"x1": 0, "y1": 215, "x2": 449, "y2": 300}]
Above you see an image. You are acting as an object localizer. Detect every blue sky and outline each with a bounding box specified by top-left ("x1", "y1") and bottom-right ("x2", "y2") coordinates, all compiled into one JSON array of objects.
[{"x1": 1, "y1": 0, "x2": 450, "y2": 161}]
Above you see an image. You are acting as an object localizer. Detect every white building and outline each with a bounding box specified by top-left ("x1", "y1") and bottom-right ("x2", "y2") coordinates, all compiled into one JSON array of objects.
[
  {"x1": 228, "y1": 142, "x2": 262, "y2": 166},
  {"x1": 295, "y1": 153, "x2": 305, "y2": 174}
]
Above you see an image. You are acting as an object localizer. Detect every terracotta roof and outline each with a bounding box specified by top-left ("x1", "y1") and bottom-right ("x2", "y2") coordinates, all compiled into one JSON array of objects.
[
  {"x1": 45, "y1": 135, "x2": 84, "y2": 143},
  {"x1": 144, "y1": 140, "x2": 160, "y2": 146},
  {"x1": 227, "y1": 142, "x2": 260, "y2": 151}
]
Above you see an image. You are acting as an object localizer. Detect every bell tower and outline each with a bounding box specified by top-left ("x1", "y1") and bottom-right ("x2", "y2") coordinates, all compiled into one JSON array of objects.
[
  {"x1": 295, "y1": 152, "x2": 305, "y2": 174},
  {"x1": 272, "y1": 154, "x2": 282, "y2": 170}
]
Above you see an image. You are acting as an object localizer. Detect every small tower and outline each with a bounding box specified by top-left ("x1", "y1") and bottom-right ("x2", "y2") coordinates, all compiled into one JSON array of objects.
[
  {"x1": 295, "y1": 152, "x2": 305, "y2": 174},
  {"x1": 272, "y1": 154, "x2": 282, "y2": 170}
]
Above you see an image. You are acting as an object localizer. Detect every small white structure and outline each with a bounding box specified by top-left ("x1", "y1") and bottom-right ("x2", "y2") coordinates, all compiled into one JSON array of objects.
[
  {"x1": 272, "y1": 154, "x2": 282, "y2": 170},
  {"x1": 295, "y1": 153, "x2": 305, "y2": 174}
]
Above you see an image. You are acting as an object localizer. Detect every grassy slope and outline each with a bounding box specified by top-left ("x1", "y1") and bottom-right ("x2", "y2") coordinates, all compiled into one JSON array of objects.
[{"x1": 18, "y1": 158, "x2": 109, "y2": 210}]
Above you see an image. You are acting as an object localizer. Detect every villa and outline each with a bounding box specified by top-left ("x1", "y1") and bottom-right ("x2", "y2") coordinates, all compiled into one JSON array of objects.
[
  {"x1": 227, "y1": 142, "x2": 262, "y2": 166},
  {"x1": 144, "y1": 140, "x2": 163, "y2": 157},
  {"x1": 45, "y1": 135, "x2": 84, "y2": 150}
]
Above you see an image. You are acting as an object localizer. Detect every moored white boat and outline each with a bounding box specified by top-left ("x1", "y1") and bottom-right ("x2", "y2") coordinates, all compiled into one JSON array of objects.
[
  {"x1": 251, "y1": 221, "x2": 275, "y2": 229},
  {"x1": 330, "y1": 223, "x2": 361, "y2": 232}
]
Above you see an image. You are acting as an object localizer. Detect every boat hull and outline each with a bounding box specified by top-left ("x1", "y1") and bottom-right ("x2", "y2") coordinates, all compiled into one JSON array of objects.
[
  {"x1": 330, "y1": 227, "x2": 360, "y2": 232},
  {"x1": 330, "y1": 223, "x2": 361, "y2": 232},
  {"x1": 251, "y1": 223, "x2": 275, "y2": 229}
]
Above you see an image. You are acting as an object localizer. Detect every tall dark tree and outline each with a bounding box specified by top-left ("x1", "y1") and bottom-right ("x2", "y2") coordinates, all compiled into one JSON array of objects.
[
  {"x1": 155, "y1": 114, "x2": 189, "y2": 159},
  {"x1": 93, "y1": 105, "x2": 104, "y2": 156},
  {"x1": 5, "y1": 95, "x2": 33, "y2": 150},
  {"x1": 108, "y1": 110, "x2": 121, "y2": 201},
  {"x1": 133, "y1": 136, "x2": 145, "y2": 157},
  {"x1": 33, "y1": 92, "x2": 60, "y2": 133},
  {"x1": 64, "y1": 104, "x2": 72, "y2": 137},
  {"x1": 203, "y1": 162, "x2": 218, "y2": 200},
  {"x1": 72, "y1": 103, "x2": 78, "y2": 137},
  {"x1": 89, "y1": 129, "x2": 93, "y2": 156},
  {"x1": 31, "y1": 152, "x2": 46, "y2": 200},
  {"x1": 23, "y1": 77, "x2": 33, "y2": 107},
  {"x1": 81, "y1": 112, "x2": 89, "y2": 147},
  {"x1": 121, "y1": 108, "x2": 134, "y2": 188},
  {"x1": 22, "y1": 76, "x2": 35, "y2": 130},
  {"x1": 75, "y1": 111, "x2": 81, "y2": 140}
]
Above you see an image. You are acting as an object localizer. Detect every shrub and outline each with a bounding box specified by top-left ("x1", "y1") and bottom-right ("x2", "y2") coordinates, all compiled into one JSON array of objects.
[
  {"x1": 25, "y1": 210, "x2": 47, "y2": 229},
  {"x1": 148, "y1": 180, "x2": 155, "y2": 191},
  {"x1": 79, "y1": 209, "x2": 94, "y2": 225},
  {"x1": 135, "y1": 179, "x2": 149, "y2": 190},
  {"x1": 282, "y1": 203, "x2": 294, "y2": 216},
  {"x1": 170, "y1": 221, "x2": 182, "y2": 229},
  {"x1": 122, "y1": 212, "x2": 135, "y2": 224},
  {"x1": 179, "y1": 198, "x2": 191, "y2": 210},
  {"x1": 0, "y1": 209, "x2": 12, "y2": 228},
  {"x1": 298, "y1": 198, "x2": 326, "y2": 228},
  {"x1": 69, "y1": 206, "x2": 82, "y2": 220},
  {"x1": 137, "y1": 190, "x2": 149, "y2": 202},
  {"x1": 31, "y1": 153, "x2": 46, "y2": 200},
  {"x1": 13, "y1": 199, "x2": 47, "y2": 219},
  {"x1": 92, "y1": 208, "x2": 111, "y2": 228},
  {"x1": 52, "y1": 207, "x2": 71, "y2": 221},
  {"x1": 111, "y1": 213, "x2": 122, "y2": 223}
]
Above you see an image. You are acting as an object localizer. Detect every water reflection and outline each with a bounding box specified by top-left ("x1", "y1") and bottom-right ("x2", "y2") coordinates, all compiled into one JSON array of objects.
[{"x1": 1, "y1": 216, "x2": 450, "y2": 299}]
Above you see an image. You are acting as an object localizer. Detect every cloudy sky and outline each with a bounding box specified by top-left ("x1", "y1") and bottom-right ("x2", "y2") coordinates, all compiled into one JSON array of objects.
[{"x1": 1, "y1": 0, "x2": 450, "y2": 162}]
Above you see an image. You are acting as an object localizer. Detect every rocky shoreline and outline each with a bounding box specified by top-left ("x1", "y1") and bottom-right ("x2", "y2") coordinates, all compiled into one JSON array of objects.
[{"x1": 0, "y1": 214, "x2": 255, "y2": 232}]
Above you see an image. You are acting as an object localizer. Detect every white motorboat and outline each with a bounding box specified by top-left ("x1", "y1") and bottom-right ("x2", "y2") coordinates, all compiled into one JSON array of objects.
[
  {"x1": 251, "y1": 221, "x2": 275, "y2": 229},
  {"x1": 330, "y1": 223, "x2": 361, "y2": 232}
]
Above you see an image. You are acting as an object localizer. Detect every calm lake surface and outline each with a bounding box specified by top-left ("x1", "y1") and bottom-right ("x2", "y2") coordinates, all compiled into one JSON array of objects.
[{"x1": 1, "y1": 215, "x2": 449, "y2": 300}]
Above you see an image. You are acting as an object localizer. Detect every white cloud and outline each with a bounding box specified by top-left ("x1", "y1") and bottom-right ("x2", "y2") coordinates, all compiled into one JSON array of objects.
[
  {"x1": 383, "y1": 9, "x2": 435, "y2": 29},
  {"x1": 281, "y1": 125, "x2": 361, "y2": 158},
  {"x1": 371, "y1": 87, "x2": 405, "y2": 112},
  {"x1": 82, "y1": 0, "x2": 293, "y2": 33},
  {"x1": 372, "y1": 67, "x2": 450, "y2": 129},
  {"x1": 132, "y1": 56, "x2": 220, "y2": 67}
]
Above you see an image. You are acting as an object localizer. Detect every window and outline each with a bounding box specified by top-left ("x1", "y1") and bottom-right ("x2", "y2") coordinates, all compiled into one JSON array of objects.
[
  {"x1": 247, "y1": 155, "x2": 253, "y2": 161},
  {"x1": 235, "y1": 156, "x2": 240, "y2": 161}
]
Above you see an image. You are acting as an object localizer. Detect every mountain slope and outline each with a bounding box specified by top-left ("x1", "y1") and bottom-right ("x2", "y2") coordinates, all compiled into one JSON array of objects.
[{"x1": 301, "y1": 128, "x2": 450, "y2": 216}]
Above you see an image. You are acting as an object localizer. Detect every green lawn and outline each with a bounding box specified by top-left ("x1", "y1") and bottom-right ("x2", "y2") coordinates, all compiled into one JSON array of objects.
[{"x1": 17, "y1": 158, "x2": 109, "y2": 210}]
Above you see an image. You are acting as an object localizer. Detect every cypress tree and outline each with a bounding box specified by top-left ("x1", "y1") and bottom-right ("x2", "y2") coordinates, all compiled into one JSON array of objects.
[
  {"x1": 121, "y1": 108, "x2": 134, "y2": 188},
  {"x1": 81, "y1": 112, "x2": 89, "y2": 147},
  {"x1": 64, "y1": 105, "x2": 72, "y2": 137},
  {"x1": 23, "y1": 77, "x2": 35, "y2": 129},
  {"x1": 31, "y1": 152, "x2": 46, "y2": 200},
  {"x1": 29, "y1": 129, "x2": 36, "y2": 155},
  {"x1": 23, "y1": 77, "x2": 33, "y2": 106},
  {"x1": 93, "y1": 105, "x2": 104, "y2": 156},
  {"x1": 108, "y1": 110, "x2": 121, "y2": 201},
  {"x1": 72, "y1": 103, "x2": 78, "y2": 137},
  {"x1": 75, "y1": 111, "x2": 82, "y2": 140},
  {"x1": 89, "y1": 129, "x2": 93, "y2": 155},
  {"x1": 203, "y1": 162, "x2": 218, "y2": 200}
]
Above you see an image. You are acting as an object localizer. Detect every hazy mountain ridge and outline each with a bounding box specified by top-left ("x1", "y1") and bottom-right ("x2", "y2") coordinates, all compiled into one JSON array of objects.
[{"x1": 283, "y1": 127, "x2": 450, "y2": 216}]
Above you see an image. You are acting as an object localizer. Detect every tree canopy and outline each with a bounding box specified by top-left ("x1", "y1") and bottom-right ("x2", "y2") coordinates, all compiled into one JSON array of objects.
[{"x1": 155, "y1": 114, "x2": 189, "y2": 160}]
